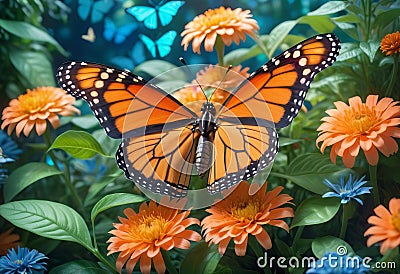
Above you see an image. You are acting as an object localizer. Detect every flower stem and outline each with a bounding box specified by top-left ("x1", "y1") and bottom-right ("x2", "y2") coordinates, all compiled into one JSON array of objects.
[
  {"x1": 340, "y1": 203, "x2": 350, "y2": 239},
  {"x1": 292, "y1": 226, "x2": 304, "y2": 249},
  {"x1": 369, "y1": 164, "x2": 380, "y2": 206},
  {"x1": 249, "y1": 235, "x2": 271, "y2": 274},
  {"x1": 215, "y1": 35, "x2": 225, "y2": 66},
  {"x1": 385, "y1": 54, "x2": 398, "y2": 97},
  {"x1": 43, "y1": 128, "x2": 83, "y2": 210},
  {"x1": 161, "y1": 249, "x2": 178, "y2": 274},
  {"x1": 92, "y1": 248, "x2": 118, "y2": 273}
]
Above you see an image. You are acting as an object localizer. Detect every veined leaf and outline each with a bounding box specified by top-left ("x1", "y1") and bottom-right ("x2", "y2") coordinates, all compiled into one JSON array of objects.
[
  {"x1": 360, "y1": 41, "x2": 380, "y2": 63},
  {"x1": 312, "y1": 236, "x2": 355, "y2": 258},
  {"x1": 49, "y1": 130, "x2": 108, "y2": 159},
  {"x1": 180, "y1": 242, "x2": 221, "y2": 274},
  {"x1": 49, "y1": 260, "x2": 109, "y2": 274},
  {"x1": 308, "y1": 1, "x2": 349, "y2": 16},
  {"x1": 4, "y1": 163, "x2": 62, "y2": 202},
  {"x1": 291, "y1": 196, "x2": 340, "y2": 228},
  {"x1": 0, "y1": 200, "x2": 93, "y2": 250}
]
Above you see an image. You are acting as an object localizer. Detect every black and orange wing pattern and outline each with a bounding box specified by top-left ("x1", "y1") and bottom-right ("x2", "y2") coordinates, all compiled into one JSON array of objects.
[
  {"x1": 245, "y1": 33, "x2": 340, "y2": 128},
  {"x1": 209, "y1": 33, "x2": 340, "y2": 191},
  {"x1": 57, "y1": 62, "x2": 199, "y2": 196},
  {"x1": 57, "y1": 62, "x2": 196, "y2": 138}
]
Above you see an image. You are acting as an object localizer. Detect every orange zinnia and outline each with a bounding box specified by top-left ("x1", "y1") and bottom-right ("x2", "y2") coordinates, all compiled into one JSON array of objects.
[
  {"x1": 364, "y1": 198, "x2": 400, "y2": 255},
  {"x1": 380, "y1": 31, "x2": 400, "y2": 56},
  {"x1": 181, "y1": 6, "x2": 259, "y2": 53},
  {"x1": 0, "y1": 228, "x2": 20, "y2": 256},
  {"x1": 107, "y1": 200, "x2": 201, "y2": 274},
  {"x1": 316, "y1": 95, "x2": 400, "y2": 168},
  {"x1": 201, "y1": 181, "x2": 294, "y2": 256},
  {"x1": 1, "y1": 87, "x2": 80, "y2": 137}
]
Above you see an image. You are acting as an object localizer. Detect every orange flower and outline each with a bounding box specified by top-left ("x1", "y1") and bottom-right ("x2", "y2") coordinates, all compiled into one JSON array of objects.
[
  {"x1": 364, "y1": 198, "x2": 400, "y2": 255},
  {"x1": 0, "y1": 228, "x2": 20, "y2": 255},
  {"x1": 380, "y1": 31, "x2": 400, "y2": 56},
  {"x1": 316, "y1": 95, "x2": 400, "y2": 168},
  {"x1": 173, "y1": 85, "x2": 205, "y2": 105},
  {"x1": 1, "y1": 87, "x2": 80, "y2": 137},
  {"x1": 201, "y1": 181, "x2": 294, "y2": 256},
  {"x1": 107, "y1": 200, "x2": 201, "y2": 274},
  {"x1": 181, "y1": 6, "x2": 259, "y2": 53}
]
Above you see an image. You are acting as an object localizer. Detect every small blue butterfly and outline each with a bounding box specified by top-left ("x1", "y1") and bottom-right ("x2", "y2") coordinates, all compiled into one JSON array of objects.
[
  {"x1": 111, "y1": 42, "x2": 146, "y2": 71},
  {"x1": 78, "y1": 0, "x2": 114, "y2": 24},
  {"x1": 139, "y1": 30, "x2": 177, "y2": 58},
  {"x1": 125, "y1": 0, "x2": 184, "y2": 29},
  {"x1": 103, "y1": 18, "x2": 137, "y2": 44}
]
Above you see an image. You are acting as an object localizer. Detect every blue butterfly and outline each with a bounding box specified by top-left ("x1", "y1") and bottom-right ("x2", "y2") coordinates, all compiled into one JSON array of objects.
[
  {"x1": 139, "y1": 30, "x2": 177, "y2": 58},
  {"x1": 103, "y1": 18, "x2": 137, "y2": 44},
  {"x1": 78, "y1": 0, "x2": 114, "y2": 24},
  {"x1": 111, "y1": 42, "x2": 146, "y2": 71},
  {"x1": 125, "y1": 0, "x2": 184, "y2": 29}
]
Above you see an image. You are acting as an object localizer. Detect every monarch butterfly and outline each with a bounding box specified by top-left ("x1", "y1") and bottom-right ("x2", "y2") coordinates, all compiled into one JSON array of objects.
[{"x1": 57, "y1": 33, "x2": 340, "y2": 197}]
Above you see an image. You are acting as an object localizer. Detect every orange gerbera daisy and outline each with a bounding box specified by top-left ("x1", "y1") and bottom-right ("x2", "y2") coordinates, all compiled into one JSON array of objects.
[
  {"x1": 380, "y1": 31, "x2": 400, "y2": 56},
  {"x1": 0, "y1": 228, "x2": 20, "y2": 256},
  {"x1": 364, "y1": 198, "x2": 400, "y2": 255},
  {"x1": 1, "y1": 87, "x2": 80, "y2": 137},
  {"x1": 201, "y1": 181, "x2": 294, "y2": 256},
  {"x1": 181, "y1": 6, "x2": 259, "y2": 53},
  {"x1": 316, "y1": 95, "x2": 400, "y2": 168},
  {"x1": 107, "y1": 200, "x2": 201, "y2": 274}
]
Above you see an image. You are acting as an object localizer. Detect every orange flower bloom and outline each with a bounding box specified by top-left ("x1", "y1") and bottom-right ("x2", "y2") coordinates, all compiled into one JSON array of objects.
[
  {"x1": 201, "y1": 181, "x2": 294, "y2": 256},
  {"x1": 364, "y1": 198, "x2": 400, "y2": 255},
  {"x1": 380, "y1": 31, "x2": 400, "y2": 56},
  {"x1": 173, "y1": 85, "x2": 205, "y2": 105},
  {"x1": 0, "y1": 228, "x2": 20, "y2": 255},
  {"x1": 1, "y1": 87, "x2": 80, "y2": 137},
  {"x1": 316, "y1": 95, "x2": 400, "y2": 168},
  {"x1": 107, "y1": 200, "x2": 201, "y2": 274},
  {"x1": 181, "y1": 6, "x2": 259, "y2": 53}
]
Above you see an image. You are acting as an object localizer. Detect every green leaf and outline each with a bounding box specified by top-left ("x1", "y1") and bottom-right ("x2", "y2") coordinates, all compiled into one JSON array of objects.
[
  {"x1": 267, "y1": 20, "x2": 298, "y2": 58},
  {"x1": 84, "y1": 177, "x2": 116, "y2": 206},
  {"x1": 71, "y1": 115, "x2": 100, "y2": 129},
  {"x1": 272, "y1": 153, "x2": 349, "y2": 194},
  {"x1": 0, "y1": 200, "x2": 93, "y2": 250},
  {"x1": 291, "y1": 196, "x2": 340, "y2": 228},
  {"x1": 373, "y1": 9, "x2": 400, "y2": 30},
  {"x1": 91, "y1": 193, "x2": 146, "y2": 223},
  {"x1": 308, "y1": 1, "x2": 350, "y2": 16},
  {"x1": 49, "y1": 260, "x2": 109, "y2": 274},
  {"x1": 279, "y1": 137, "x2": 303, "y2": 147},
  {"x1": 312, "y1": 236, "x2": 355, "y2": 258},
  {"x1": 335, "y1": 43, "x2": 363, "y2": 61},
  {"x1": 4, "y1": 163, "x2": 62, "y2": 202},
  {"x1": 0, "y1": 19, "x2": 67, "y2": 55},
  {"x1": 9, "y1": 50, "x2": 56, "y2": 87},
  {"x1": 134, "y1": 60, "x2": 186, "y2": 81},
  {"x1": 299, "y1": 15, "x2": 336, "y2": 33},
  {"x1": 360, "y1": 41, "x2": 380, "y2": 63},
  {"x1": 49, "y1": 130, "x2": 108, "y2": 159},
  {"x1": 180, "y1": 242, "x2": 222, "y2": 274}
]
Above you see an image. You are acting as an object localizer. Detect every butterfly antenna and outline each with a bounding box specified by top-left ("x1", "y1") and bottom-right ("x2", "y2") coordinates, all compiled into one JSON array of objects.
[
  {"x1": 179, "y1": 57, "x2": 208, "y2": 99},
  {"x1": 209, "y1": 64, "x2": 233, "y2": 100}
]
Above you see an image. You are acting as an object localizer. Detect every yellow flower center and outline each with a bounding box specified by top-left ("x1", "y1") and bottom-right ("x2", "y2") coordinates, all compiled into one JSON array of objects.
[
  {"x1": 203, "y1": 8, "x2": 235, "y2": 28},
  {"x1": 231, "y1": 199, "x2": 261, "y2": 222},
  {"x1": 14, "y1": 259, "x2": 23, "y2": 265},
  {"x1": 18, "y1": 89, "x2": 55, "y2": 114},
  {"x1": 136, "y1": 213, "x2": 168, "y2": 242},
  {"x1": 391, "y1": 211, "x2": 400, "y2": 232},
  {"x1": 345, "y1": 105, "x2": 377, "y2": 134}
]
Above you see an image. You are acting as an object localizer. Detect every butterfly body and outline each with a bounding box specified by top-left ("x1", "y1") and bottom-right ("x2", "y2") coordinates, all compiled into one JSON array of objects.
[{"x1": 57, "y1": 33, "x2": 340, "y2": 198}]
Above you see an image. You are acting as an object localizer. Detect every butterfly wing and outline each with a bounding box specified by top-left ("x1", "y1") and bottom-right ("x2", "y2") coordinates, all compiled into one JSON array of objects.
[
  {"x1": 114, "y1": 23, "x2": 137, "y2": 44},
  {"x1": 208, "y1": 33, "x2": 340, "y2": 192},
  {"x1": 139, "y1": 34, "x2": 156, "y2": 58},
  {"x1": 103, "y1": 17, "x2": 115, "y2": 42},
  {"x1": 117, "y1": 125, "x2": 199, "y2": 197},
  {"x1": 155, "y1": 30, "x2": 177, "y2": 58},
  {"x1": 77, "y1": 0, "x2": 92, "y2": 21},
  {"x1": 244, "y1": 33, "x2": 340, "y2": 128},
  {"x1": 57, "y1": 62, "x2": 196, "y2": 139},
  {"x1": 126, "y1": 6, "x2": 158, "y2": 29},
  {"x1": 157, "y1": 1, "x2": 185, "y2": 26},
  {"x1": 91, "y1": 0, "x2": 114, "y2": 23}
]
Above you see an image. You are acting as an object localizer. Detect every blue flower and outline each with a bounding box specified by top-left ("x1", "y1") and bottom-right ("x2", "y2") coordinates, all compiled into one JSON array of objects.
[
  {"x1": 0, "y1": 130, "x2": 22, "y2": 163},
  {"x1": 306, "y1": 252, "x2": 369, "y2": 273},
  {"x1": 0, "y1": 246, "x2": 47, "y2": 274},
  {"x1": 322, "y1": 174, "x2": 371, "y2": 205}
]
